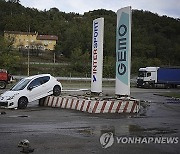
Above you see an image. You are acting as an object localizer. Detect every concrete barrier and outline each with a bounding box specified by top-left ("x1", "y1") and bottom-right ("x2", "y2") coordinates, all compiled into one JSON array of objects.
[{"x1": 43, "y1": 96, "x2": 140, "y2": 114}]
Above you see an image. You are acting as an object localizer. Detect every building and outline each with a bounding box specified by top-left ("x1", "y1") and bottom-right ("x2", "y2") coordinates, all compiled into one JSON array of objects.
[{"x1": 4, "y1": 31, "x2": 58, "y2": 51}]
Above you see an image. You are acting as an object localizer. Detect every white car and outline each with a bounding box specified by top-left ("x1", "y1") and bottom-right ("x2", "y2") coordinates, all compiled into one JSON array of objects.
[{"x1": 0, "y1": 74, "x2": 62, "y2": 109}]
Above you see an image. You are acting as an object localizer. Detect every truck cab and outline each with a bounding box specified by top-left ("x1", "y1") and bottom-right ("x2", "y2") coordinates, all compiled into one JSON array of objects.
[
  {"x1": 0, "y1": 69, "x2": 12, "y2": 89},
  {"x1": 137, "y1": 67, "x2": 159, "y2": 88}
]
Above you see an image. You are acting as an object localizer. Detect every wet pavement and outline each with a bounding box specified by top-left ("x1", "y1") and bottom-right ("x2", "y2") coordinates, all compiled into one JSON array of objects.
[{"x1": 0, "y1": 87, "x2": 180, "y2": 154}]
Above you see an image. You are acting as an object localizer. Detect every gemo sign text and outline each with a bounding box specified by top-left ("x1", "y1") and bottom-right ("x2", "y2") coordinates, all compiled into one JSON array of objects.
[{"x1": 117, "y1": 24, "x2": 127, "y2": 76}]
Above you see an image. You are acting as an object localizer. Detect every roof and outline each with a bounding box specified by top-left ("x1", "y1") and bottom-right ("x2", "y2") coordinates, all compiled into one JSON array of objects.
[
  {"x1": 26, "y1": 74, "x2": 52, "y2": 80},
  {"x1": 4, "y1": 31, "x2": 58, "y2": 40},
  {"x1": 36, "y1": 35, "x2": 58, "y2": 41},
  {"x1": 4, "y1": 31, "x2": 36, "y2": 35}
]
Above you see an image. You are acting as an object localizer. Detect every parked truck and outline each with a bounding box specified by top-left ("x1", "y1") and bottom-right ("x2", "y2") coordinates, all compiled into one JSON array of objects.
[
  {"x1": 137, "y1": 67, "x2": 180, "y2": 88},
  {"x1": 0, "y1": 69, "x2": 12, "y2": 89}
]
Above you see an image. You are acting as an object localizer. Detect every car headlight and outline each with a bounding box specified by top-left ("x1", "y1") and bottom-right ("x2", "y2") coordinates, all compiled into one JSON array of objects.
[
  {"x1": 7, "y1": 96, "x2": 15, "y2": 100},
  {"x1": 6, "y1": 93, "x2": 19, "y2": 100}
]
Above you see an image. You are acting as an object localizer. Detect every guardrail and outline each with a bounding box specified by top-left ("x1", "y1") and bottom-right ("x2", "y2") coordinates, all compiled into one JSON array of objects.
[
  {"x1": 13, "y1": 76, "x2": 138, "y2": 84},
  {"x1": 13, "y1": 76, "x2": 115, "y2": 82}
]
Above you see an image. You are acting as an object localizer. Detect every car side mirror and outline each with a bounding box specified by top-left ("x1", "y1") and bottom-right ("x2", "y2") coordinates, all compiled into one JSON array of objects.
[{"x1": 28, "y1": 86, "x2": 33, "y2": 91}]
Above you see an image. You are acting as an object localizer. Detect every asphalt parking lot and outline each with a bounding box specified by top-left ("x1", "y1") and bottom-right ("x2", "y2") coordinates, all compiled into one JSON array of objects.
[{"x1": 0, "y1": 87, "x2": 180, "y2": 154}]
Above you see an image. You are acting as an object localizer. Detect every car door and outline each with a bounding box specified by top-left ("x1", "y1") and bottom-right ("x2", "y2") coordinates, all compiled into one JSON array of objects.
[
  {"x1": 41, "y1": 76, "x2": 52, "y2": 94},
  {"x1": 39, "y1": 76, "x2": 51, "y2": 96},
  {"x1": 27, "y1": 77, "x2": 44, "y2": 102}
]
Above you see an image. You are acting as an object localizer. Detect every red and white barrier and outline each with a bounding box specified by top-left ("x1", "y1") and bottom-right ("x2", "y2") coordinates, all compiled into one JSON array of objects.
[{"x1": 44, "y1": 96, "x2": 140, "y2": 114}]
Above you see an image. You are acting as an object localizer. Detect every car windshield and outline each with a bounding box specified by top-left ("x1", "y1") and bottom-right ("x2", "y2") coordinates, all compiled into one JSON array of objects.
[
  {"x1": 10, "y1": 78, "x2": 31, "y2": 91},
  {"x1": 138, "y1": 71, "x2": 146, "y2": 77}
]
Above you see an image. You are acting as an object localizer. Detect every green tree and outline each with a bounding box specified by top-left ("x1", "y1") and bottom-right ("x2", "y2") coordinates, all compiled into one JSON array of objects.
[
  {"x1": 70, "y1": 47, "x2": 90, "y2": 74},
  {"x1": 0, "y1": 35, "x2": 22, "y2": 73},
  {"x1": 103, "y1": 56, "x2": 115, "y2": 78},
  {"x1": 7, "y1": 0, "x2": 20, "y2": 3},
  {"x1": 0, "y1": 0, "x2": 180, "y2": 76}
]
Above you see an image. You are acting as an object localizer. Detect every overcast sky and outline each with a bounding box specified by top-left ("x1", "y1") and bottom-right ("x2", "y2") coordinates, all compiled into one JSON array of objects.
[{"x1": 20, "y1": 0, "x2": 180, "y2": 18}]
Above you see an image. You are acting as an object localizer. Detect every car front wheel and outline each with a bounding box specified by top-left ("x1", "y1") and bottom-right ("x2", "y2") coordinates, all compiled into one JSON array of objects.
[
  {"x1": 53, "y1": 85, "x2": 61, "y2": 96},
  {"x1": 18, "y1": 97, "x2": 28, "y2": 109}
]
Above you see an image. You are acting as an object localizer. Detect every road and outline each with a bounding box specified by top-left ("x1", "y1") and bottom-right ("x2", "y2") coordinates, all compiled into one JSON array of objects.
[{"x1": 0, "y1": 87, "x2": 180, "y2": 154}]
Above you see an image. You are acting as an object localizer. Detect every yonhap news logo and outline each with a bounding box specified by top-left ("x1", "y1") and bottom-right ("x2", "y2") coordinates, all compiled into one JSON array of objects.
[
  {"x1": 100, "y1": 132, "x2": 179, "y2": 149},
  {"x1": 100, "y1": 132, "x2": 114, "y2": 148}
]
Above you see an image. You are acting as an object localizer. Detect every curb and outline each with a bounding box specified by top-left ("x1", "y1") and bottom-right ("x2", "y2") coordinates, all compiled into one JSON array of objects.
[{"x1": 43, "y1": 96, "x2": 140, "y2": 114}]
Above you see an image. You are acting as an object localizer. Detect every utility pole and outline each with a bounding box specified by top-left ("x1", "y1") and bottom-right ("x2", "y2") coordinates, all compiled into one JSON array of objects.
[
  {"x1": 27, "y1": 46, "x2": 30, "y2": 76},
  {"x1": 54, "y1": 52, "x2": 56, "y2": 63},
  {"x1": 27, "y1": 26, "x2": 30, "y2": 76}
]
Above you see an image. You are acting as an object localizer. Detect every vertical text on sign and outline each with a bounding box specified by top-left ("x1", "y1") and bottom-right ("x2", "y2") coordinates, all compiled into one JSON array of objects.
[
  {"x1": 117, "y1": 24, "x2": 127, "y2": 76},
  {"x1": 93, "y1": 21, "x2": 98, "y2": 75}
]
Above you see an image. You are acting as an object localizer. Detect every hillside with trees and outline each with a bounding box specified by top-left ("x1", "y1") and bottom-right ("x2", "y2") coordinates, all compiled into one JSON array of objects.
[{"x1": 0, "y1": 0, "x2": 180, "y2": 77}]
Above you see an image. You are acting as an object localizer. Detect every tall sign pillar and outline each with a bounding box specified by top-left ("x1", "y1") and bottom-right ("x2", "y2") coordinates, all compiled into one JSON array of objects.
[
  {"x1": 115, "y1": 6, "x2": 131, "y2": 96},
  {"x1": 91, "y1": 17, "x2": 104, "y2": 93}
]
